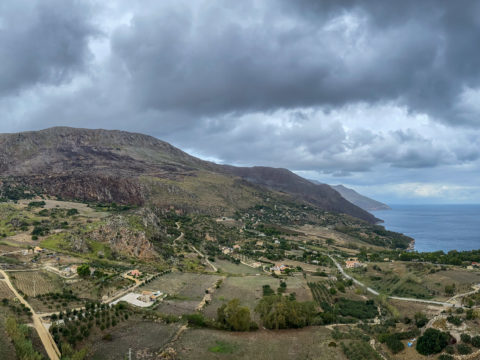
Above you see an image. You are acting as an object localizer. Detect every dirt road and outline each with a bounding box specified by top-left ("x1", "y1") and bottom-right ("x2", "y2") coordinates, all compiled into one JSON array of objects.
[
  {"x1": 0, "y1": 269, "x2": 61, "y2": 360},
  {"x1": 327, "y1": 254, "x2": 456, "y2": 307},
  {"x1": 190, "y1": 245, "x2": 217, "y2": 272}
]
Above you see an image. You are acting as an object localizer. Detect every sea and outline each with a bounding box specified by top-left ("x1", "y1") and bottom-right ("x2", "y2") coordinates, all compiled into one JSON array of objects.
[{"x1": 372, "y1": 204, "x2": 480, "y2": 253}]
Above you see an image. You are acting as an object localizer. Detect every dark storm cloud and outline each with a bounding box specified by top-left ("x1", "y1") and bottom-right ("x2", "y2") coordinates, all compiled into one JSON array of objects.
[
  {"x1": 2, "y1": 0, "x2": 480, "y2": 202},
  {"x1": 109, "y1": 0, "x2": 480, "y2": 125},
  {"x1": 0, "y1": 0, "x2": 97, "y2": 95}
]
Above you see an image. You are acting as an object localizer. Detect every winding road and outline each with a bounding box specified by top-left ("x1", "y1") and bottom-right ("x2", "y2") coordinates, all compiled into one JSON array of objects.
[{"x1": 327, "y1": 254, "x2": 457, "y2": 307}]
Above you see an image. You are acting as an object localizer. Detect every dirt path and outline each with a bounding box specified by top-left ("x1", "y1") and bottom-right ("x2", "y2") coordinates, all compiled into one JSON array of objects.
[
  {"x1": 327, "y1": 254, "x2": 456, "y2": 307},
  {"x1": 190, "y1": 245, "x2": 217, "y2": 272},
  {"x1": 0, "y1": 269, "x2": 61, "y2": 360},
  {"x1": 174, "y1": 222, "x2": 184, "y2": 245}
]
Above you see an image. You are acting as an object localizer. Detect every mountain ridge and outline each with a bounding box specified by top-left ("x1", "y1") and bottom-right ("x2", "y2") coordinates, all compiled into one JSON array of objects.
[
  {"x1": 0, "y1": 127, "x2": 379, "y2": 224},
  {"x1": 331, "y1": 184, "x2": 391, "y2": 211}
]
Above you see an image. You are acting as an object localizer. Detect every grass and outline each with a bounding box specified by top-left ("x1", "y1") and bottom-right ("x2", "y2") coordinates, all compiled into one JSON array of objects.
[
  {"x1": 209, "y1": 340, "x2": 237, "y2": 354},
  {"x1": 175, "y1": 327, "x2": 347, "y2": 360}
]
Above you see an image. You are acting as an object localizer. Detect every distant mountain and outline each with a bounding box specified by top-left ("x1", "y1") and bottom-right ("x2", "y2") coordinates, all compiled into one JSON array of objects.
[
  {"x1": 0, "y1": 127, "x2": 379, "y2": 224},
  {"x1": 308, "y1": 180, "x2": 390, "y2": 211},
  {"x1": 331, "y1": 185, "x2": 390, "y2": 211}
]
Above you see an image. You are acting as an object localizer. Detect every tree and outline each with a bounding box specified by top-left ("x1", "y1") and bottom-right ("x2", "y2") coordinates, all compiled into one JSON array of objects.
[
  {"x1": 457, "y1": 343, "x2": 472, "y2": 355},
  {"x1": 461, "y1": 333, "x2": 471, "y2": 343},
  {"x1": 385, "y1": 335, "x2": 404, "y2": 354},
  {"x1": 77, "y1": 264, "x2": 91, "y2": 278},
  {"x1": 255, "y1": 295, "x2": 316, "y2": 330},
  {"x1": 414, "y1": 312, "x2": 428, "y2": 328},
  {"x1": 217, "y1": 299, "x2": 254, "y2": 331},
  {"x1": 471, "y1": 335, "x2": 480, "y2": 348},
  {"x1": 445, "y1": 283, "x2": 456, "y2": 296},
  {"x1": 416, "y1": 328, "x2": 449, "y2": 355}
]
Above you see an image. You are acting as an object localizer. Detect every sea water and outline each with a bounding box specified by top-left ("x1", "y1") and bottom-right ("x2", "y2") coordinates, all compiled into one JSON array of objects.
[{"x1": 372, "y1": 204, "x2": 480, "y2": 252}]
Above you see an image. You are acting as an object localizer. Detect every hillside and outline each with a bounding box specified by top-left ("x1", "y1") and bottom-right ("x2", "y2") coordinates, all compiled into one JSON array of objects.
[
  {"x1": 0, "y1": 127, "x2": 378, "y2": 223},
  {"x1": 331, "y1": 185, "x2": 391, "y2": 211},
  {"x1": 332, "y1": 185, "x2": 390, "y2": 211}
]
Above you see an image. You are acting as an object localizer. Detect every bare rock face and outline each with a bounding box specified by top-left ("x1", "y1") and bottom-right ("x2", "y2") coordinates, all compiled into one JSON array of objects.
[
  {"x1": 91, "y1": 216, "x2": 158, "y2": 260},
  {"x1": 0, "y1": 126, "x2": 378, "y2": 224}
]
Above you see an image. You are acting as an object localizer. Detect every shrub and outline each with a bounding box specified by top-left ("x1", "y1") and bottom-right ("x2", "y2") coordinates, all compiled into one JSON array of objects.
[
  {"x1": 447, "y1": 315, "x2": 462, "y2": 326},
  {"x1": 102, "y1": 333, "x2": 113, "y2": 341},
  {"x1": 438, "y1": 355, "x2": 454, "y2": 360},
  {"x1": 415, "y1": 312, "x2": 428, "y2": 328},
  {"x1": 471, "y1": 335, "x2": 480, "y2": 347},
  {"x1": 445, "y1": 345, "x2": 455, "y2": 354},
  {"x1": 416, "y1": 328, "x2": 449, "y2": 355},
  {"x1": 457, "y1": 343, "x2": 472, "y2": 355},
  {"x1": 461, "y1": 333, "x2": 471, "y2": 343},
  {"x1": 385, "y1": 335, "x2": 404, "y2": 354},
  {"x1": 217, "y1": 299, "x2": 255, "y2": 331},
  {"x1": 183, "y1": 313, "x2": 208, "y2": 327}
]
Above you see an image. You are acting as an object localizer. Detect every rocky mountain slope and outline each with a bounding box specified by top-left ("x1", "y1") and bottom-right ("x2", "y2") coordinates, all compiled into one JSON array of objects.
[
  {"x1": 0, "y1": 127, "x2": 378, "y2": 224},
  {"x1": 331, "y1": 185, "x2": 390, "y2": 211}
]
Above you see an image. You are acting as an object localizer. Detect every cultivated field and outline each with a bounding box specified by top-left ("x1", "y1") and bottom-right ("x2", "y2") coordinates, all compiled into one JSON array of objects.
[
  {"x1": 9, "y1": 270, "x2": 63, "y2": 296},
  {"x1": 204, "y1": 273, "x2": 312, "y2": 319},
  {"x1": 213, "y1": 259, "x2": 261, "y2": 275},
  {"x1": 141, "y1": 272, "x2": 222, "y2": 300},
  {"x1": 88, "y1": 320, "x2": 180, "y2": 360},
  {"x1": 348, "y1": 261, "x2": 480, "y2": 301},
  {"x1": 174, "y1": 327, "x2": 347, "y2": 360},
  {"x1": 0, "y1": 281, "x2": 15, "y2": 299}
]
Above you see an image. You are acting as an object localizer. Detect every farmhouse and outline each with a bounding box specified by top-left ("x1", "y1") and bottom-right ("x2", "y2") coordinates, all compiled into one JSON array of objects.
[
  {"x1": 233, "y1": 244, "x2": 241, "y2": 250},
  {"x1": 129, "y1": 269, "x2": 142, "y2": 277},
  {"x1": 138, "y1": 290, "x2": 163, "y2": 303},
  {"x1": 345, "y1": 259, "x2": 363, "y2": 269},
  {"x1": 221, "y1": 246, "x2": 233, "y2": 255},
  {"x1": 270, "y1": 264, "x2": 290, "y2": 275},
  {"x1": 34, "y1": 246, "x2": 44, "y2": 254}
]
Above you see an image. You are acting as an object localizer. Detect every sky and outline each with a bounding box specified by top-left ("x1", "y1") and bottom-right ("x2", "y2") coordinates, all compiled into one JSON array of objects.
[{"x1": 1, "y1": 0, "x2": 480, "y2": 204}]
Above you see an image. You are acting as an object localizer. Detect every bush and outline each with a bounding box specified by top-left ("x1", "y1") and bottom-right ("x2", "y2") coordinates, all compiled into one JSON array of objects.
[
  {"x1": 262, "y1": 285, "x2": 275, "y2": 296},
  {"x1": 461, "y1": 333, "x2": 471, "y2": 343},
  {"x1": 217, "y1": 299, "x2": 255, "y2": 331},
  {"x1": 77, "y1": 264, "x2": 91, "y2": 278},
  {"x1": 102, "y1": 333, "x2": 113, "y2": 341},
  {"x1": 183, "y1": 313, "x2": 208, "y2": 327},
  {"x1": 471, "y1": 335, "x2": 480, "y2": 347},
  {"x1": 416, "y1": 328, "x2": 449, "y2": 355},
  {"x1": 438, "y1": 355, "x2": 454, "y2": 360},
  {"x1": 415, "y1": 312, "x2": 428, "y2": 328},
  {"x1": 385, "y1": 335, "x2": 404, "y2": 354},
  {"x1": 457, "y1": 343, "x2": 472, "y2": 355},
  {"x1": 445, "y1": 345, "x2": 455, "y2": 354},
  {"x1": 447, "y1": 315, "x2": 462, "y2": 326}
]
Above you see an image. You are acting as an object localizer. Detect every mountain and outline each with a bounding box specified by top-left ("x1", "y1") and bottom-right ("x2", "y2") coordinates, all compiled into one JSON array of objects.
[
  {"x1": 0, "y1": 127, "x2": 378, "y2": 223},
  {"x1": 331, "y1": 184, "x2": 391, "y2": 211},
  {"x1": 221, "y1": 166, "x2": 378, "y2": 223}
]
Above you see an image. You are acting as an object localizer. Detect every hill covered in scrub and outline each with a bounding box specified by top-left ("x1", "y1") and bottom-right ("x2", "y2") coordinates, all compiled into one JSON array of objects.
[
  {"x1": 331, "y1": 185, "x2": 391, "y2": 211},
  {"x1": 0, "y1": 127, "x2": 378, "y2": 224}
]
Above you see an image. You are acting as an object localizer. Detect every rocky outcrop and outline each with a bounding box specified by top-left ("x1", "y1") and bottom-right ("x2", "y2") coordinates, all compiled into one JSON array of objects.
[{"x1": 91, "y1": 215, "x2": 158, "y2": 260}]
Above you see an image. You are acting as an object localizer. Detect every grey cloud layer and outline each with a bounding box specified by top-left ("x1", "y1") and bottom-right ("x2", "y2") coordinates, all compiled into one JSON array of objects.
[
  {"x1": 0, "y1": 0, "x2": 97, "y2": 95},
  {"x1": 108, "y1": 0, "x2": 480, "y2": 125},
  {"x1": 1, "y1": 0, "x2": 480, "y2": 201}
]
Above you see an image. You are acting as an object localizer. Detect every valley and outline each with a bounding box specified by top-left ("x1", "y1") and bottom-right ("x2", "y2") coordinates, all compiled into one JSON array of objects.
[{"x1": 0, "y1": 128, "x2": 479, "y2": 360}]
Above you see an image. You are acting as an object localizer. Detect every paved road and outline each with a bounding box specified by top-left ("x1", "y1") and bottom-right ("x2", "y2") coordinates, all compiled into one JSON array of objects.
[
  {"x1": 326, "y1": 254, "x2": 455, "y2": 307},
  {"x1": 0, "y1": 269, "x2": 61, "y2": 360}
]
